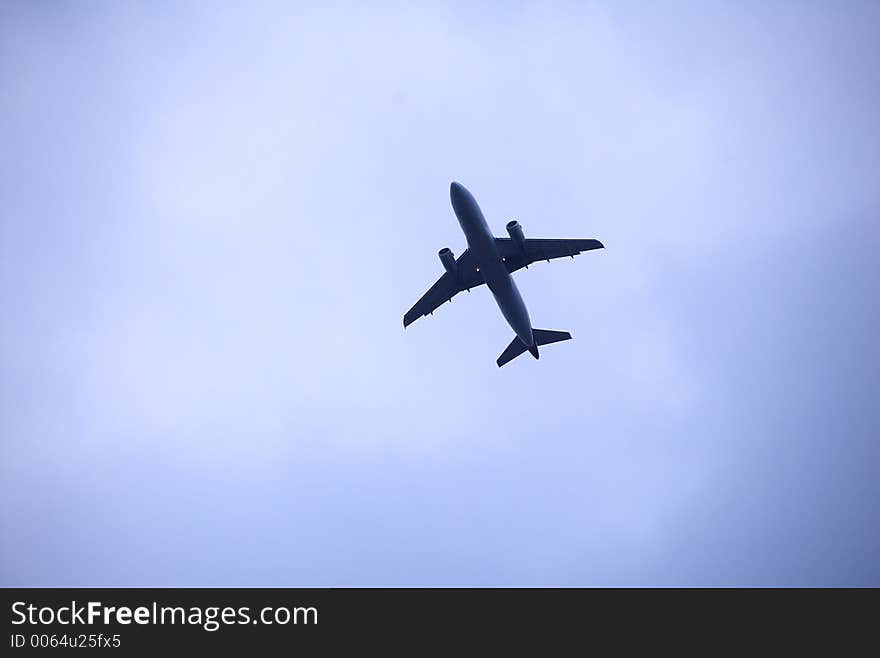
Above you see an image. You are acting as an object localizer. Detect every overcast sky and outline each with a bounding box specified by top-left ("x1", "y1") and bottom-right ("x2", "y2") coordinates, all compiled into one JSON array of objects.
[{"x1": 2, "y1": 1, "x2": 878, "y2": 585}]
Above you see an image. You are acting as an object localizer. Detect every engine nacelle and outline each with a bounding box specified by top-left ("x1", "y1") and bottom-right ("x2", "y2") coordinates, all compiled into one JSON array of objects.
[
  {"x1": 506, "y1": 220, "x2": 526, "y2": 251},
  {"x1": 439, "y1": 247, "x2": 456, "y2": 274}
]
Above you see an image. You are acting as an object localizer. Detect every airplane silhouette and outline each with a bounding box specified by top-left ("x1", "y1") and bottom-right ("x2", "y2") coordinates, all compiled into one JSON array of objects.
[{"x1": 404, "y1": 182, "x2": 603, "y2": 366}]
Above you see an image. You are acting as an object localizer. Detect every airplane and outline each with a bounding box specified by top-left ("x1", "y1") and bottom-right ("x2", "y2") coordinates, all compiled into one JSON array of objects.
[{"x1": 403, "y1": 182, "x2": 604, "y2": 367}]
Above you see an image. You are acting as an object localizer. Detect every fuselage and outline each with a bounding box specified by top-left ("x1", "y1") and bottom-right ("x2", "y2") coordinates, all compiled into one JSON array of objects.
[{"x1": 449, "y1": 182, "x2": 535, "y2": 349}]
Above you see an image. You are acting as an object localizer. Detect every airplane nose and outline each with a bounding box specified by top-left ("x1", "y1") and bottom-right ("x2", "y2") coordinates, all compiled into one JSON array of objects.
[{"x1": 450, "y1": 181, "x2": 464, "y2": 203}]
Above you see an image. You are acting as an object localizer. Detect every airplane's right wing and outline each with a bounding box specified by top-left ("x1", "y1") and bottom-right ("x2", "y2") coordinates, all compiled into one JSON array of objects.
[
  {"x1": 496, "y1": 237, "x2": 604, "y2": 273},
  {"x1": 403, "y1": 249, "x2": 485, "y2": 328}
]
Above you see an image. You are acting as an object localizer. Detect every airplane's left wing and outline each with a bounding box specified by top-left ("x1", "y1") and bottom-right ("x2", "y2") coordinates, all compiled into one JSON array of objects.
[
  {"x1": 496, "y1": 237, "x2": 604, "y2": 273},
  {"x1": 403, "y1": 249, "x2": 485, "y2": 328}
]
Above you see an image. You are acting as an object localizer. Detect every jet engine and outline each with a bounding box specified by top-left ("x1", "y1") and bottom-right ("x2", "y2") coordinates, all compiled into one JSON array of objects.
[
  {"x1": 506, "y1": 220, "x2": 526, "y2": 251},
  {"x1": 438, "y1": 247, "x2": 457, "y2": 274}
]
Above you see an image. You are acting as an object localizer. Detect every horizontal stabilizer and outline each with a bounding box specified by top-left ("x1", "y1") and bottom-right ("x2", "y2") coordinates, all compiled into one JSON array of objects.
[
  {"x1": 533, "y1": 329, "x2": 572, "y2": 346},
  {"x1": 497, "y1": 336, "x2": 530, "y2": 368},
  {"x1": 497, "y1": 329, "x2": 573, "y2": 367}
]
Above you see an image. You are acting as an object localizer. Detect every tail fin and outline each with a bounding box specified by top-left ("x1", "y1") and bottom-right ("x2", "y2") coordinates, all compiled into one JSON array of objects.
[{"x1": 496, "y1": 329, "x2": 572, "y2": 367}]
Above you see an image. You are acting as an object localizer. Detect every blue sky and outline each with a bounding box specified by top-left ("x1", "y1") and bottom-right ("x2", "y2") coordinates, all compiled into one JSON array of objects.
[{"x1": 1, "y1": 1, "x2": 878, "y2": 585}]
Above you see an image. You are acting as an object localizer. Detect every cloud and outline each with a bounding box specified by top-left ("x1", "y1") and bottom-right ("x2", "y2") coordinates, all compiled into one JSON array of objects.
[{"x1": 1, "y1": 1, "x2": 878, "y2": 585}]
